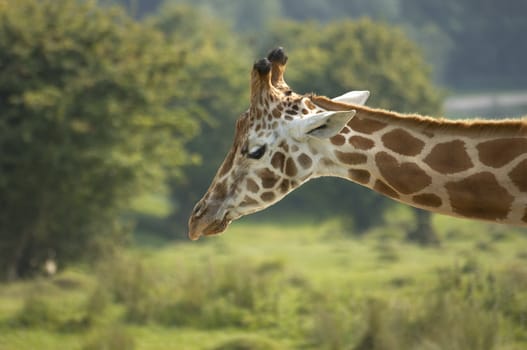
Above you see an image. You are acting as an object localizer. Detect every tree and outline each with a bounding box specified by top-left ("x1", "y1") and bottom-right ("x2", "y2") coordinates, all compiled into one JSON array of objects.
[
  {"x1": 0, "y1": 0, "x2": 196, "y2": 279},
  {"x1": 260, "y1": 19, "x2": 443, "y2": 236},
  {"x1": 280, "y1": 0, "x2": 400, "y2": 22},
  {"x1": 401, "y1": 0, "x2": 527, "y2": 89}
]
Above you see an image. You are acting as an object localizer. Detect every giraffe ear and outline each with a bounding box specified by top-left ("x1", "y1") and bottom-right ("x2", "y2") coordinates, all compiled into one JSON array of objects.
[
  {"x1": 332, "y1": 90, "x2": 370, "y2": 105},
  {"x1": 290, "y1": 110, "x2": 356, "y2": 140}
]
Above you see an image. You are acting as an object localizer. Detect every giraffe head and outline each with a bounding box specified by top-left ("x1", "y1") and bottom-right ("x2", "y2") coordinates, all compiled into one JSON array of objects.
[{"x1": 188, "y1": 48, "x2": 369, "y2": 240}]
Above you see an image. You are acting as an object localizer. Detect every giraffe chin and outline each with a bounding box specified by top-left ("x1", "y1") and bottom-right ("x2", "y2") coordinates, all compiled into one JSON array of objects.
[{"x1": 188, "y1": 216, "x2": 231, "y2": 241}]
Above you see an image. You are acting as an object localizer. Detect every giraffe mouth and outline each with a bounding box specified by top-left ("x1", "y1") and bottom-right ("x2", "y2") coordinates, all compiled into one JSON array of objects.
[
  {"x1": 203, "y1": 216, "x2": 231, "y2": 237},
  {"x1": 188, "y1": 214, "x2": 232, "y2": 241}
]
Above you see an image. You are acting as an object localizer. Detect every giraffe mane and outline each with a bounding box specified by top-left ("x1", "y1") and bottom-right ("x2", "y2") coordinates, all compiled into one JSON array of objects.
[{"x1": 309, "y1": 95, "x2": 527, "y2": 137}]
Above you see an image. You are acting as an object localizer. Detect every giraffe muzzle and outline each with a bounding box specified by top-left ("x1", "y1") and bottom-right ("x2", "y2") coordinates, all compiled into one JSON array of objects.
[
  {"x1": 188, "y1": 202, "x2": 232, "y2": 241},
  {"x1": 188, "y1": 215, "x2": 231, "y2": 241}
]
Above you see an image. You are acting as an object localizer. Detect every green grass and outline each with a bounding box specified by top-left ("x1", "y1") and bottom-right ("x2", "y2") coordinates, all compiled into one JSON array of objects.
[{"x1": 1, "y1": 213, "x2": 527, "y2": 349}]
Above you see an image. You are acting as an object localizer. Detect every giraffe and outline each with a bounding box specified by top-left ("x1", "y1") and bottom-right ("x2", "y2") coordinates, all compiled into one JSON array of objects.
[{"x1": 188, "y1": 47, "x2": 527, "y2": 240}]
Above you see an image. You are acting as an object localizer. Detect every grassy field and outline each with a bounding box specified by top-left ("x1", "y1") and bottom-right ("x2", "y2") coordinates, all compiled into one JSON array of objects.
[{"x1": 1, "y1": 211, "x2": 527, "y2": 350}]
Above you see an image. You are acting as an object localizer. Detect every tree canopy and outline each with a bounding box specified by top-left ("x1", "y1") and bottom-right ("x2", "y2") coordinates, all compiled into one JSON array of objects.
[{"x1": 0, "y1": 0, "x2": 196, "y2": 279}]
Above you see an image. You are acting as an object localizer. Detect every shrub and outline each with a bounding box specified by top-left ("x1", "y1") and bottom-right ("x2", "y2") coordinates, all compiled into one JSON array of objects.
[
  {"x1": 14, "y1": 295, "x2": 58, "y2": 328},
  {"x1": 83, "y1": 287, "x2": 111, "y2": 326},
  {"x1": 211, "y1": 335, "x2": 282, "y2": 350},
  {"x1": 95, "y1": 253, "x2": 156, "y2": 323},
  {"x1": 82, "y1": 326, "x2": 135, "y2": 350}
]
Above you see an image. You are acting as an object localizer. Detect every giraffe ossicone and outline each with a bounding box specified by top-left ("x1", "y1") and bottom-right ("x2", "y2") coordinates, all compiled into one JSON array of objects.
[{"x1": 188, "y1": 47, "x2": 527, "y2": 240}]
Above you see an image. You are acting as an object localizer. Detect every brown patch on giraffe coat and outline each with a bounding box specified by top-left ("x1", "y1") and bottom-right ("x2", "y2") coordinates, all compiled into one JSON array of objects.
[
  {"x1": 330, "y1": 134, "x2": 346, "y2": 146},
  {"x1": 219, "y1": 150, "x2": 235, "y2": 177},
  {"x1": 348, "y1": 117, "x2": 387, "y2": 135},
  {"x1": 381, "y1": 128, "x2": 425, "y2": 156},
  {"x1": 375, "y1": 152, "x2": 432, "y2": 194},
  {"x1": 211, "y1": 180, "x2": 227, "y2": 200},
  {"x1": 348, "y1": 169, "x2": 371, "y2": 185},
  {"x1": 297, "y1": 153, "x2": 313, "y2": 169},
  {"x1": 423, "y1": 140, "x2": 473, "y2": 174},
  {"x1": 412, "y1": 193, "x2": 442, "y2": 208},
  {"x1": 477, "y1": 138, "x2": 527, "y2": 168},
  {"x1": 261, "y1": 192, "x2": 276, "y2": 202},
  {"x1": 262, "y1": 175, "x2": 279, "y2": 189},
  {"x1": 272, "y1": 108, "x2": 281, "y2": 118},
  {"x1": 334, "y1": 151, "x2": 367, "y2": 165},
  {"x1": 257, "y1": 168, "x2": 279, "y2": 189},
  {"x1": 279, "y1": 141, "x2": 289, "y2": 152},
  {"x1": 509, "y1": 159, "x2": 527, "y2": 192},
  {"x1": 445, "y1": 172, "x2": 514, "y2": 221},
  {"x1": 271, "y1": 152, "x2": 286, "y2": 172},
  {"x1": 349, "y1": 136, "x2": 375, "y2": 150},
  {"x1": 321, "y1": 157, "x2": 335, "y2": 167},
  {"x1": 279, "y1": 179, "x2": 290, "y2": 194},
  {"x1": 374, "y1": 180, "x2": 400, "y2": 199},
  {"x1": 285, "y1": 158, "x2": 298, "y2": 177},
  {"x1": 246, "y1": 178, "x2": 260, "y2": 193},
  {"x1": 241, "y1": 196, "x2": 258, "y2": 206}
]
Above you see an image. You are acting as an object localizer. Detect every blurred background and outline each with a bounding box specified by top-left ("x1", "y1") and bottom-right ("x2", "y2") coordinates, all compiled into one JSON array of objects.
[{"x1": 1, "y1": 1, "x2": 526, "y2": 349}]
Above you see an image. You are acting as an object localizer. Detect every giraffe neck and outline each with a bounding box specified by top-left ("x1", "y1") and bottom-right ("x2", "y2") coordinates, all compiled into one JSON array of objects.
[{"x1": 311, "y1": 103, "x2": 527, "y2": 225}]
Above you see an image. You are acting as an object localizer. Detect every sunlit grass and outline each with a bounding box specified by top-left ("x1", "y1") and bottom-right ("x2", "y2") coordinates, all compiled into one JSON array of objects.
[{"x1": 1, "y1": 217, "x2": 526, "y2": 349}]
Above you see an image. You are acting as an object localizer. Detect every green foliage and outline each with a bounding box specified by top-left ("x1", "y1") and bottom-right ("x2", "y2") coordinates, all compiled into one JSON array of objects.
[
  {"x1": 14, "y1": 295, "x2": 59, "y2": 329},
  {"x1": 211, "y1": 335, "x2": 282, "y2": 350},
  {"x1": 83, "y1": 287, "x2": 110, "y2": 325},
  {"x1": 280, "y1": 0, "x2": 400, "y2": 23},
  {"x1": 172, "y1": 0, "x2": 282, "y2": 32},
  {"x1": 1, "y1": 222, "x2": 527, "y2": 349},
  {"x1": 0, "y1": 0, "x2": 196, "y2": 279},
  {"x1": 400, "y1": 0, "x2": 527, "y2": 89},
  {"x1": 102, "y1": 0, "x2": 527, "y2": 90},
  {"x1": 82, "y1": 326, "x2": 136, "y2": 350},
  {"x1": 100, "y1": 255, "x2": 289, "y2": 329}
]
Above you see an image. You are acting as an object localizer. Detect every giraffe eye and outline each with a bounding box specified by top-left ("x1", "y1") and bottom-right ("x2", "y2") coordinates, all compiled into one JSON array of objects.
[{"x1": 247, "y1": 145, "x2": 266, "y2": 160}]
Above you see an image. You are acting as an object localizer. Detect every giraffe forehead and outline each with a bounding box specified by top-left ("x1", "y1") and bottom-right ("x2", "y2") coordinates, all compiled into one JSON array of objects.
[{"x1": 268, "y1": 96, "x2": 317, "y2": 120}]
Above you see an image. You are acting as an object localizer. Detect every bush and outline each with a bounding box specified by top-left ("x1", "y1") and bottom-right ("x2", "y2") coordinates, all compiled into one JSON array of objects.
[
  {"x1": 14, "y1": 295, "x2": 59, "y2": 328},
  {"x1": 306, "y1": 262, "x2": 524, "y2": 350},
  {"x1": 211, "y1": 335, "x2": 282, "y2": 350},
  {"x1": 82, "y1": 326, "x2": 135, "y2": 350},
  {"x1": 83, "y1": 287, "x2": 111, "y2": 326},
  {"x1": 95, "y1": 253, "x2": 155, "y2": 323}
]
